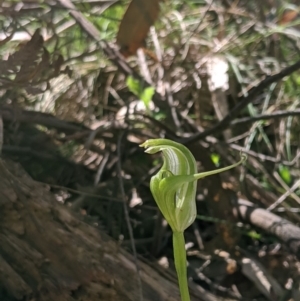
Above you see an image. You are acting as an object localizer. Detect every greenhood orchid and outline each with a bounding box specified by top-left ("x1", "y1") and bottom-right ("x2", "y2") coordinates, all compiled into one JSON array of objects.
[{"x1": 140, "y1": 139, "x2": 246, "y2": 301}]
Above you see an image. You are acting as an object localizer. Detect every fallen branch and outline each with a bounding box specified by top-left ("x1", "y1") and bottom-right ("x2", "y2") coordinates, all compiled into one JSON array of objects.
[{"x1": 234, "y1": 198, "x2": 300, "y2": 259}]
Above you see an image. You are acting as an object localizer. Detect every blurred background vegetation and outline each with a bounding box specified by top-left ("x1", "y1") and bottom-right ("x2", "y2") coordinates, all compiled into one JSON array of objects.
[{"x1": 1, "y1": 0, "x2": 300, "y2": 300}]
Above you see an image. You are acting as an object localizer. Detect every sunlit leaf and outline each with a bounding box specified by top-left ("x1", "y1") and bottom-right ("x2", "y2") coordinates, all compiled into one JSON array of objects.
[
  {"x1": 116, "y1": 0, "x2": 161, "y2": 57},
  {"x1": 278, "y1": 165, "x2": 292, "y2": 184}
]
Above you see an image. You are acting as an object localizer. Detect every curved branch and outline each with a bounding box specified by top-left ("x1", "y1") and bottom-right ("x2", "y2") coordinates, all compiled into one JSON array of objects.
[
  {"x1": 183, "y1": 60, "x2": 300, "y2": 144},
  {"x1": 231, "y1": 109, "x2": 300, "y2": 125}
]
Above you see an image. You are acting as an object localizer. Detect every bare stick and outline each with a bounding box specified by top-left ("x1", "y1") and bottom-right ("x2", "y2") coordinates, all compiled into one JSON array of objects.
[{"x1": 234, "y1": 198, "x2": 300, "y2": 259}]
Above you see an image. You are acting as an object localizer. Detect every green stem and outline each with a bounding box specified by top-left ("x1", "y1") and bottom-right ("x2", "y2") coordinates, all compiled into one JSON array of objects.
[{"x1": 173, "y1": 231, "x2": 190, "y2": 301}]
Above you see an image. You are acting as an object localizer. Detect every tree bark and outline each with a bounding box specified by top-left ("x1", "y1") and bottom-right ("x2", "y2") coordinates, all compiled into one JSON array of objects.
[{"x1": 0, "y1": 158, "x2": 234, "y2": 301}]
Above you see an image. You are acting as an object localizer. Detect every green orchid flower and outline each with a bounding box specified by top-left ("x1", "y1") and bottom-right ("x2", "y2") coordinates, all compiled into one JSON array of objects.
[{"x1": 140, "y1": 138, "x2": 246, "y2": 301}]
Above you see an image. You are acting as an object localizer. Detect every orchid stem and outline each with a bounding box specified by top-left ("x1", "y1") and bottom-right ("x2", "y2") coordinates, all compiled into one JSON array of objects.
[{"x1": 173, "y1": 231, "x2": 191, "y2": 301}]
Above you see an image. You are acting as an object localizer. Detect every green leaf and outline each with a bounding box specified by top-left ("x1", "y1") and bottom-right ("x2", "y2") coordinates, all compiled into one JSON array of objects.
[
  {"x1": 247, "y1": 230, "x2": 261, "y2": 240},
  {"x1": 126, "y1": 76, "x2": 142, "y2": 97},
  {"x1": 278, "y1": 165, "x2": 292, "y2": 185},
  {"x1": 210, "y1": 153, "x2": 220, "y2": 167},
  {"x1": 140, "y1": 86, "x2": 155, "y2": 108}
]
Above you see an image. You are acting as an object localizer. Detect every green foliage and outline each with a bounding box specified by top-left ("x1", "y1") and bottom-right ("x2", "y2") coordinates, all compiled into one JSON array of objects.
[
  {"x1": 140, "y1": 87, "x2": 155, "y2": 108},
  {"x1": 210, "y1": 153, "x2": 220, "y2": 167},
  {"x1": 126, "y1": 76, "x2": 155, "y2": 111},
  {"x1": 88, "y1": 4, "x2": 124, "y2": 40},
  {"x1": 126, "y1": 76, "x2": 142, "y2": 97},
  {"x1": 278, "y1": 165, "x2": 292, "y2": 185},
  {"x1": 247, "y1": 230, "x2": 262, "y2": 240}
]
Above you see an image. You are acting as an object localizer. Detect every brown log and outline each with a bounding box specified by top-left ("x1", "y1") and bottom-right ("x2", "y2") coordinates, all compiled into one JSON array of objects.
[{"x1": 0, "y1": 158, "x2": 236, "y2": 301}]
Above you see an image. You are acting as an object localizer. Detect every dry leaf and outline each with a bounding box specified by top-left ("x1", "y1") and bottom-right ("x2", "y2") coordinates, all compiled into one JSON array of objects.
[
  {"x1": 116, "y1": 0, "x2": 161, "y2": 57},
  {"x1": 0, "y1": 29, "x2": 44, "y2": 82},
  {"x1": 278, "y1": 9, "x2": 298, "y2": 25},
  {"x1": 0, "y1": 29, "x2": 70, "y2": 94}
]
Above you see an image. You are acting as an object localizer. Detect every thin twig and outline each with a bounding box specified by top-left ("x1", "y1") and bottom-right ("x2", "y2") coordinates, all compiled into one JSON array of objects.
[
  {"x1": 137, "y1": 48, "x2": 153, "y2": 84},
  {"x1": 181, "y1": 0, "x2": 214, "y2": 60},
  {"x1": 273, "y1": 172, "x2": 300, "y2": 207},
  {"x1": 231, "y1": 109, "x2": 300, "y2": 125},
  {"x1": 267, "y1": 179, "x2": 300, "y2": 212},
  {"x1": 228, "y1": 143, "x2": 300, "y2": 166},
  {"x1": 117, "y1": 132, "x2": 143, "y2": 301},
  {"x1": 94, "y1": 152, "x2": 110, "y2": 185}
]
